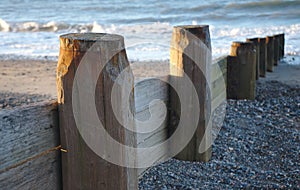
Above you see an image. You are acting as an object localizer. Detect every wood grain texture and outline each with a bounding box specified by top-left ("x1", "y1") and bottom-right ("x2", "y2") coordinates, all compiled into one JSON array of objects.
[
  {"x1": 169, "y1": 25, "x2": 212, "y2": 162},
  {"x1": 211, "y1": 56, "x2": 227, "y2": 82},
  {"x1": 134, "y1": 78, "x2": 169, "y2": 176},
  {"x1": 0, "y1": 101, "x2": 61, "y2": 190},
  {"x1": 57, "y1": 33, "x2": 137, "y2": 190},
  {"x1": 134, "y1": 78, "x2": 169, "y2": 148},
  {"x1": 211, "y1": 57, "x2": 227, "y2": 102}
]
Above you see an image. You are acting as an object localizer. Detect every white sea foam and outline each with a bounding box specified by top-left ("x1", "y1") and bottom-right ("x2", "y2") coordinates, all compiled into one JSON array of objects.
[
  {"x1": 0, "y1": 21, "x2": 300, "y2": 61},
  {"x1": 0, "y1": 18, "x2": 11, "y2": 32}
]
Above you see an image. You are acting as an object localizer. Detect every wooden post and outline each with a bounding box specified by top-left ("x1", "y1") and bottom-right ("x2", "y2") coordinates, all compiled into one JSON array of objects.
[
  {"x1": 169, "y1": 25, "x2": 212, "y2": 162},
  {"x1": 228, "y1": 41, "x2": 256, "y2": 100},
  {"x1": 227, "y1": 55, "x2": 238, "y2": 99},
  {"x1": 281, "y1": 33, "x2": 285, "y2": 58},
  {"x1": 273, "y1": 35, "x2": 279, "y2": 66},
  {"x1": 56, "y1": 33, "x2": 137, "y2": 190},
  {"x1": 278, "y1": 33, "x2": 285, "y2": 59},
  {"x1": 246, "y1": 38, "x2": 260, "y2": 80},
  {"x1": 259, "y1": 37, "x2": 267, "y2": 77},
  {"x1": 266, "y1": 36, "x2": 274, "y2": 72}
]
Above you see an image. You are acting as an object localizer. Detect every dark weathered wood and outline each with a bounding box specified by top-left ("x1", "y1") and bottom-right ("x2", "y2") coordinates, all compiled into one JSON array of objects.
[
  {"x1": 266, "y1": 36, "x2": 274, "y2": 72},
  {"x1": 279, "y1": 33, "x2": 285, "y2": 58},
  {"x1": 57, "y1": 33, "x2": 137, "y2": 190},
  {"x1": 169, "y1": 25, "x2": 212, "y2": 162},
  {"x1": 273, "y1": 35, "x2": 279, "y2": 66},
  {"x1": 0, "y1": 101, "x2": 61, "y2": 190},
  {"x1": 259, "y1": 37, "x2": 267, "y2": 77},
  {"x1": 227, "y1": 55, "x2": 239, "y2": 99},
  {"x1": 228, "y1": 41, "x2": 256, "y2": 100},
  {"x1": 276, "y1": 33, "x2": 285, "y2": 59},
  {"x1": 246, "y1": 38, "x2": 260, "y2": 79}
]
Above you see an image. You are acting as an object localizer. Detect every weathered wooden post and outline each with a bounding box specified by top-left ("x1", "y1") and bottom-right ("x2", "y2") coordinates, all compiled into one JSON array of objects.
[
  {"x1": 273, "y1": 35, "x2": 279, "y2": 66},
  {"x1": 266, "y1": 36, "x2": 274, "y2": 72},
  {"x1": 56, "y1": 33, "x2": 137, "y2": 190},
  {"x1": 169, "y1": 25, "x2": 212, "y2": 162},
  {"x1": 259, "y1": 37, "x2": 267, "y2": 77},
  {"x1": 227, "y1": 41, "x2": 256, "y2": 100},
  {"x1": 277, "y1": 33, "x2": 285, "y2": 59},
  {"x1": 227, "y1": 55, "x2": 238, "y2": 99},
  {"x1": 246, "y1": 38, "x2": 260, "y2": 79},
  {"x1": 280, "y1": 33, "x2": 285, "y2": 58}
]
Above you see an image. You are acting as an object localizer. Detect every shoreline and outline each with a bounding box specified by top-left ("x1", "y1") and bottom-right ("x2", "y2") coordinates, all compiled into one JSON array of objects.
[{"x1": 0, "y1": 55, "x2": 299, "y2": 97}]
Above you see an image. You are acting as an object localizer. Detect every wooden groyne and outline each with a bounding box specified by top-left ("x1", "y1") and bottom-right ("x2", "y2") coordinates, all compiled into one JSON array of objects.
[
  {"x1": 0, "y1": 29, "x2": 285, "y2": 190},
  {"x1": 0, "y1": 101, "x2": 61, "y2": 190},
  {"x1": 227, "y1": 33, "x2": 285, "y2": 100}
]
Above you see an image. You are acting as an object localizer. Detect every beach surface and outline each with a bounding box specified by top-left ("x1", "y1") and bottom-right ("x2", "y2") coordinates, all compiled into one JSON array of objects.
[
  {"x1": 0, "y1": 56, "x2": 299, "y2": 98},
  {"x1": 0, "y1": 59, "x2": 57, "y2": 97},
  {"x1": 0, "y1": 57, "x2": 299, "y2": 188}
]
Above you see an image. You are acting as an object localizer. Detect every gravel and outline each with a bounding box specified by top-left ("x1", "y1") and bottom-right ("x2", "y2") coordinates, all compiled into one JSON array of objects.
[
  {"x1": 139, "y1": 80, "x2": 300, "y2": 189},
  {"x1": 0, "y1": 92, "x2": 51, "y2": 110},
  {"x1": 0, "y1": 80, "x2": 299, "y2": 189}
]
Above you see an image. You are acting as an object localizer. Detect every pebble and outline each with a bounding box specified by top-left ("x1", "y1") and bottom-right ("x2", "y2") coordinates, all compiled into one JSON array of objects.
[
  {"x1": 0, "y1": 80, "x2": 299, "y2": 189},
  {"x1": 139, "y1": 81, "x2": 300, "y2": 189}
]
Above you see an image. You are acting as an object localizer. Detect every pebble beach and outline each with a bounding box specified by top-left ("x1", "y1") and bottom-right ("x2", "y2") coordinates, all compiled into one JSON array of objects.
[
  {"x1": 0, "y1": 57, "x2": 299, "y2": 189},
  {"x1": 139, "y1": 80, "x2": 300, "y2": 189}
]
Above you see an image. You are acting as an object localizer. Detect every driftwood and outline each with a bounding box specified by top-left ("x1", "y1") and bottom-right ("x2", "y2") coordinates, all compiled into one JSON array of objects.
[
  {"x1": 0, "y1": 101, "x2": 61, "y2": 190},
  {"x1": 57, "y1": 33, "x2": 137, "y2": 190}
]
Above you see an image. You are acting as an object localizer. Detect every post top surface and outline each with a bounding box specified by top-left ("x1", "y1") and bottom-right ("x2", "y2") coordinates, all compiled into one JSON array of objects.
[
  {"x1": 232, "y1": 41, "x2": 254, "y2": 47},
  {"x1": 246, "y1": 37, "x2": 260, "y2": 41},
  {"x1": 59, "y1": 33, "x2": 125, "y2": 51},
  {"x1": 60, "y1": 33, "x2": 123, "y2": 42},
  {"x1": 273, "y1": 34, "x2": 282, "y2": 38},
  {"x1": 266, "y1": 35, "x2": 275, "y2": 38},
  {"x1": 174, "y1": 25, "x2": 209, "y2": 29}
]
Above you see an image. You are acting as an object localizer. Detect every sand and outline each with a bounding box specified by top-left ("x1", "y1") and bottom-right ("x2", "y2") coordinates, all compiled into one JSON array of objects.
[
  {"x1": 0, "y1": 59, "x2": 57, "y2": 97},
  {"x1": 0, "y1": 59, "x2": 170, "y2": 98},
  {"x1": 0, "y1": 56, "x2": 299, "y2": 99},
  {"x1": 260, "y1": 60, "x2": 300, "y2": 86},
  {"x1": 0, "y1": 57, "x2": 299, "y2": 188}
]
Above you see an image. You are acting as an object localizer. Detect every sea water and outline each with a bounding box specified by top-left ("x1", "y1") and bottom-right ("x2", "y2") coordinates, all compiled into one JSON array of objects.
[{"x1": 0, "y1": 0, "x2": 299, "y2": 61}]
